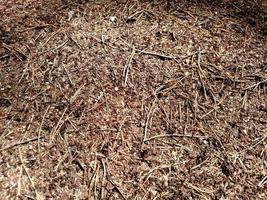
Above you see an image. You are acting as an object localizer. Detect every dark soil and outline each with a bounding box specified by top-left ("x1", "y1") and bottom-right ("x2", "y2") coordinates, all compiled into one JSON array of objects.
[{"x1": 0, "y1": 0, "x2": 266, "y2": 199}]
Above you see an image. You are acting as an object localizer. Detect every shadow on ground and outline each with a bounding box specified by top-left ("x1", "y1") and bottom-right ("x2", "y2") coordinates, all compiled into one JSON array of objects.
[
  {"x1": 162, "y1": 0, "x2": 267, "y2": 37},
  {"x1": 1, "y1": 0, "x2": 267, "y2": 45}
]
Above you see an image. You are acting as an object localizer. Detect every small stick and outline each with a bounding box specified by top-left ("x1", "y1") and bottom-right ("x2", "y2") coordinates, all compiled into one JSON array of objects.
[
  {"x1": 42, "y1": 27, "x2": 63, "y2": 47},
  {"x1": 88, "y1": 161, "x2": 98, "y2": 199},
  {"x1": 177, "y1": 6, "x2": 196, "y2": 20},
  {"x1": 244, "y1": 78, "x2": 267, "y2": 90},
  {"x1": 208, "y1": 124, "x2": 226, "y2": 151},
  {"x1": 94, "y1": 77, "x2": 109, "y2": 111},
  {"x1": 16, "y1": 165, "x2": 23, "y2": 198},
  {"x1": 241, "y1": 90, "x2": 247, "y2": 109},
  {"x1": 116, "y1": 116, "x2": 128, "y2": 142},
  {"x1": 179, "y1": 102, "x2": 182, "y2": 123},
  {"x1": 18, "y1": 148, "x2": 41, "y2": 200},
  {"x1": 70, "y1": 84, "x2": 84, "y2": 104},
  {"x1": 141, "y1": 164, "x2": 170, "y2": 185},
  {"x1": 49, "y1": 107, "x2": 68, "y2": 144},
  {"x1": 194, "y1": 92, "x2": 199, "y2": 122},
  {"x1": 50, "y1": 39, "x2": 69, "y2": 52},
  {"x1": 136, "y1": 49, "x2": 176, "y2": 60},
  {"x1": 196, "y1": 66, "x2": 208, "y2": 101},
  {"x1": 258, "y1": 176, "x2": 267, "y2": 187},
  {"x1": 123, "y1": 45, "x2": 136, "y2": 87},
  {"x1": 2, "y1": 43, "x2": 27, "y2": 61},
  {"x1": 106, "y1": 168, "x2": 126, "y2": 200},
  {"x1": 54, "y1": 151, "x2": 68, "y2": 171},
  {"x1": 200, "y1": 94, "x2": 228, "y2": 119},
  {"x1": 63, "y1": 64, "x2": 74, "y2": 87},
  {"x1": 186, "y1": 182, "x2": 214, "y2": 194},
  {"x1": 40, "y1": 39, "x2": 69, "y2": 54},
  {"x1": 100, "y1": 159, "x2": 107, "y2": 199},
  {"x1": 68, "y1": 35, "x2": 82, "y2": 49},
  {"x1": 186, "y1": 101, "x2": 189, "y2": 123},
  {"x1": 38, "y1": 106, "x2": 50, "y2": 152},
  {"x1": 119, "y1": 37, "x2": 177, "y2": 60},
  {"x1": 17, "y1": 24, "x2": 51, "y2": 33},
  {"x1": 141, "y1": 98, "x2": 157, "y2": 149},
  {"x1": 0, "y1": 136, "x2": 45, "y2": 152},
  {"x1": 145, "y1": 133, "x2": 208, "y2": 142}
]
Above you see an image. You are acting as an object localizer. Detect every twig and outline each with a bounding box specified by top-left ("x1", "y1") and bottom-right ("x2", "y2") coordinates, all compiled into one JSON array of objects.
[
  {"x1": 208, "y1": 124, "x2": 225, "y2": 151},
  {"x1": 193, "y1": 91, "x2": 199, "y2": 121},
  {"x1": 196, "y1": 50, "x2": 208, "y2": 101},
  {"x1": 18, "y1": 148, "x2": 41, "y2": 200},
  {"x1": 68, "y1": 35, "x2": 82, "y2": 49},
  {"x1": 186, "y1": 182, "x2": 214, "y2": 194},
  {"x1": 100, "y1": 159, "x2": 107, "y2": 199},
  {"x1": 63, "y1": 64, "x2": 74, "y2": 87},
  {"x1": 119, "y1": 37, "x2": 177, "y2": 60},
  {"x1": 17, "y1": 24, "x2": 51, "y2": 33},
  {"x1": 54, "y1": 152, "x2": 69, "y2": 172},
  {"x1": 88, "y1": 161, "x2": 99, "y2": 199},
  {"x1": 241, "y1": 136, "x2": 266, "y2": 153},
  {"x1": 177, "y1": 6, "x2": 196, "y2": 20},
  {"x1": 154, "y1": 77, "x2": 185, "y2": 97},
  {"x1": 116, "y1": 116, "x2": 128, "y2": 143},
  {"x1": 179, "y1": 102, "x2": 182, "y2": 123},
  {"x1": 106, "y1": 171, "x2": 126, "y2": 200},
  {"x1": 136, "y1": 49, "x2": 176, "y2": 60},
  {"x1": 49, "y1": 107, "x2": 68, "y2": 144},
  {"x1": 122, "y1": 45, "x2": 135, "y2": 87},
  {"x1": 141, "y1": 98, "x2": 158, "y2": 149},
  {"x1": 244, "y1": 78, "x2": 267, "y2": 90},
  {"x1": 44, "y1": 39, "x2": 69, "y2": 53},
  {"x1": 200, "y1": 94, "x2": 228, "y2": 119},
  {"x1": 102, "y1": 160, "x2": 126, "y2": 199},
  {"x1": 38, "y1": 106, "x2": 50, "y2": 152},
  {"x1": 93, "y1": 77, "x2": 109, "y2": 111},
  {"x1": 145, "y1": 133, "x2": 208, "y2": 142},
  {"x1": 258, "y1": 176, "x2": 267, "y2": 187},
  {"x1": 16, "y1": 165, "x2": 23, "y2": 198},
  {"x1": 141, "y1": 164, "x2": 170, "y2": 185},
  {"x1": 70, "y1": 84, "x2": 84, "y2": 104},
  {"x1": 2, "y1": 43, "x2": 27, "y2": 61},
  {"x1": 0, "y1": 136, "x2": 45, "y2": 152},
  {"x1": 241, "y1": 90, "x2": 247, "y2": 109},
  {"x1": 42, "y1": 27, "x2": 63, "y2": 47}
]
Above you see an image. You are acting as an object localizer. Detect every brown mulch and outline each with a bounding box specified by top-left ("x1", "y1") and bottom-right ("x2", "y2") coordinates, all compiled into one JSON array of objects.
[{"x1": 0, "y1": 0, "x2": 266, "y2": 199}]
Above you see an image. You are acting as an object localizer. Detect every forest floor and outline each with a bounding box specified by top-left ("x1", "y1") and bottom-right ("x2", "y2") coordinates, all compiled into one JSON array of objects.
[{"x1": 0, "y1": 0, "x2": 267, "y2": 199}]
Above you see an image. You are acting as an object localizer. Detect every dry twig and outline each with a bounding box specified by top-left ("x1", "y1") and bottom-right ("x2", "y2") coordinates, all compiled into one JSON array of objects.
[{"x1": 1, "y1": 136, "x2": 45, "y2": 152}]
